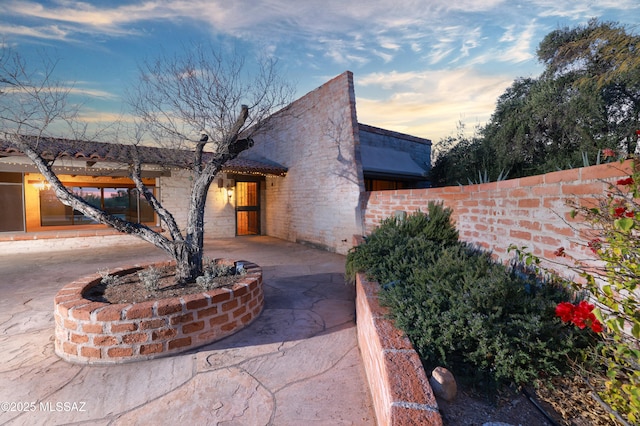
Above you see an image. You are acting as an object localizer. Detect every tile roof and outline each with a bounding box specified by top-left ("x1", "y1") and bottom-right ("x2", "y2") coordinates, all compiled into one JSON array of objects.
[{"x1": 0, "y1": 136, "x2": 287, "y2": 177}]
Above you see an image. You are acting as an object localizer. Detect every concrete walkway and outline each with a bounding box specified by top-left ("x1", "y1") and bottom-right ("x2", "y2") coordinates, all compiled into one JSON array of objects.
[{"x1": 0, "y1": 236, "x2": 376, "y2": 425}]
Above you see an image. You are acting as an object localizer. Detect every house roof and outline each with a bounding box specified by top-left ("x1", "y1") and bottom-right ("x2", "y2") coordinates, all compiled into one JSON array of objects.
[
  {"x1": 0, "y1": 137, "x2": 287, "y2": 177},
  {"x1": 360, "y1": 145, "x2": 427, "y2": 179}
]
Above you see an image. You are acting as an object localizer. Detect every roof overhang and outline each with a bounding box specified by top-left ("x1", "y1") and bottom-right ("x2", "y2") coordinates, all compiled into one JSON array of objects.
[
  {"x1": 0, "y1": 137, "x2": 287, "y2": 177},
  {"x1": 360, "y1": 146, "x2": 427, "y2": 179}
]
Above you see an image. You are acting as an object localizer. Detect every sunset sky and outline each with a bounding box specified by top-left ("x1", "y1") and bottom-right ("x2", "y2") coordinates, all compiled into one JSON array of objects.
[{"x1": 1, "y1": 0, "x2": 638, "y2": 147}]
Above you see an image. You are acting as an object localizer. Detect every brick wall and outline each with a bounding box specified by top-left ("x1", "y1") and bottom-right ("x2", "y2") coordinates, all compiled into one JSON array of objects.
[
  {"x1": 356, "y1": 273, "x2": 442, "y2": 426},
  {"x1": 362, "y1": 161, "x2": 633, "y2": 277},
  {"x1": 54, "y1": 260, "x2": 263, "y2": 364},
  {"x1": 245, "y1": 71, "x2": 364, "y2": 254}
]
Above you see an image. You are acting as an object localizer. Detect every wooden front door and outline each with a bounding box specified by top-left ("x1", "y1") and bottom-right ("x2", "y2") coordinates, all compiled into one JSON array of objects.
[{"x1": 235, "y1": 181, "x2": 260, "y2": 235}]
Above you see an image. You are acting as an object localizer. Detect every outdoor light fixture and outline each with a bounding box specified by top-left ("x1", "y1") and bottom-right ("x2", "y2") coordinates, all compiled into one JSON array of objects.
[
  {"x1": 226, "y1": 184, "x2": 234, "y2": 200},
  {"x1": 33, "y1": 179, "x2": 51, "y2": 191}
]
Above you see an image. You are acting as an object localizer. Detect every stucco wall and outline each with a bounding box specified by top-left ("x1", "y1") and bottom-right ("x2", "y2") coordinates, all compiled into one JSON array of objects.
[{"x1": 244, "y1": 71, "x2": 364, "y2": 254}]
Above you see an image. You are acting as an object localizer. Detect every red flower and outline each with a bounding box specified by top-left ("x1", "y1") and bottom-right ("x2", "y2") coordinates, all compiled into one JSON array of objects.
[
  {"x1": 590, "y1": 320, "x2": 603, "y2": 333},
  {"x1": 602, "y1": 148, "x2": 616, "y2": 158},
  {"x1": 614, "y1": 207, "x2": 627, "y2": 218},
  {"x1": 617, "y1": 177, "x2": 634, "y2": 186},
  {"x1": 555, "y1": 302, "x2": 574, "y2": 322},
  {"x1": 626, "y1": 210, "x2": 635, "y2": 218},
  {"x1": 588, "y1": 239, "x2": 602, "y2": 254},
  {"x1": 555, "y1": 301, "x2": 603, "y2": 333}
]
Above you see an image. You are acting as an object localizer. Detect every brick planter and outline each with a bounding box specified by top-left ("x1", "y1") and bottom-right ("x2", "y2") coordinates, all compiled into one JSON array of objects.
[
  {"x1": 356, "y1": 273, "x2": 442, "y2": 426},
  {"x1": 54, "y1": 260, "x2": 263, "y2": 364}
]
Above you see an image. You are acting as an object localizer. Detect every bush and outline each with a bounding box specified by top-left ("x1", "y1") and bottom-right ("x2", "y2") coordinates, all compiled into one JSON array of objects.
[
  {"x1": 348, "y1": 204, "x2": 595, "y2": 387},
  {"x1": 138, "y1": 266, "x2": 162, "y2": 292},
  {"x1": 346, "y1": 201, "x2": 458, "y2": 284},
  {"x1": 381, "y1": 244, "x2": 591, "y2": 385}
]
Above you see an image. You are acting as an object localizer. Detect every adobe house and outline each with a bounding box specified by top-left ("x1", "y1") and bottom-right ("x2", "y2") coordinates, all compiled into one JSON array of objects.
[{"x1": 0, "y1": 71, "x2": 431, "y2": 255}]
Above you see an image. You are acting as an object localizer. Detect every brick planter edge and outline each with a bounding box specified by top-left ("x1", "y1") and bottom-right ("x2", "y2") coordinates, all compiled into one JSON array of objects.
[{"x1": 54, "y1": 259, "x2": 263, "y2": 364}]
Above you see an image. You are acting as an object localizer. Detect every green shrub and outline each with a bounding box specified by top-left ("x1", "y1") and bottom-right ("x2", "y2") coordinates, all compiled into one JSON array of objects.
[
  {"x1": 346, "y1": 202, "x2": 458, "y2": 283},
  {"x1": 380, "y1": 244, "x2": 591, "y2": 385},
  {"x1": 348, "y1": 203, "x2": 595, "y2": 387}
]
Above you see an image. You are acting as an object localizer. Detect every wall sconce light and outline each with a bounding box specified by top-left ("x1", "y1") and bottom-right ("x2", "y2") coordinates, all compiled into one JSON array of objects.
[
  {"x1": 226, "y1": 184, "x2": 234, "y2": 200},
  {"x1": 33, "y1": 179, "x2": 51, "y2": 191}
]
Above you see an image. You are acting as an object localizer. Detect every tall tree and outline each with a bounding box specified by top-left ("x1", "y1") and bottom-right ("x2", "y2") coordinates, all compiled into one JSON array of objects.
[
  {"x1": 0, "y1": 45, "x2": 294, "y2": 283},
  {"x1": 431, "y1": 19, "x2": 639, "y2": 186}
]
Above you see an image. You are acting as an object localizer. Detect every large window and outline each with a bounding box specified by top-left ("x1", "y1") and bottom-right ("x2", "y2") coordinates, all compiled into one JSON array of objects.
[
  {"x1": 0, "y1": 172, "x2": 24, "y2": 232},
  {"x1": 39, "y1": 186, "x2": 155, "y2": 227}
]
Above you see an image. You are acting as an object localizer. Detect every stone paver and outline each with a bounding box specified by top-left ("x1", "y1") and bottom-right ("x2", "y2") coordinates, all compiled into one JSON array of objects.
[{"x1": 0, "y1": 236, "x2": 375, "y2": 425}]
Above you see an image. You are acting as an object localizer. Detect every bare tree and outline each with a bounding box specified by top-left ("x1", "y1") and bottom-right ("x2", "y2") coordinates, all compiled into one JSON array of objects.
[{"x1": 0, "y1": 45, "x2": 294, "y2": 283}]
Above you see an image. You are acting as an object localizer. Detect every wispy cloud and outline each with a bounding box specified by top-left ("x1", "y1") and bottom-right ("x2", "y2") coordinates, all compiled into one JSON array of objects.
[{"x1": 357, "y1": 68, "x2": 513, "y2": 140}]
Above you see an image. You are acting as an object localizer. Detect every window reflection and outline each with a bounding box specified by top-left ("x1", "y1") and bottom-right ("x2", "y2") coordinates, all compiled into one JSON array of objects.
[{"x1": 39, "y1": 186, "x2": 155, "y2": 227}]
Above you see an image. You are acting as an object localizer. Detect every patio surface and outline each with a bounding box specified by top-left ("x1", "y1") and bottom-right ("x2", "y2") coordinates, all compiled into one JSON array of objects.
[{"x1": 0, "y1": 236, "x2": 376, "y2": 425}]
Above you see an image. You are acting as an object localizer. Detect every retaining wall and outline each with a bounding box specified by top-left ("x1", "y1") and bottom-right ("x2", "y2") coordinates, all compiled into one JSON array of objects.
[
  {"x1": 356, "y1": 273, "x2": 442, "y2": 426},
  {"x1": 54, "y1": 260, "x2": 263, "y2": 364}
]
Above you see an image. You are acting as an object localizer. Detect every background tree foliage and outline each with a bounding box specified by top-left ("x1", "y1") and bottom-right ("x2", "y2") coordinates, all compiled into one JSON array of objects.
[{"x1": 431, "y1": 20, "x2": 640, "y2": 187}]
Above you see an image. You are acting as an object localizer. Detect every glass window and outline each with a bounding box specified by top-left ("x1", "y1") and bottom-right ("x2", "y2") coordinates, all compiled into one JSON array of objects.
[
  {"x1": 39, "y1": 185, "x2": 155, "y2": 227},
  {"x1": 0, "y1": 173, "x2": 24, "y2": 232}
]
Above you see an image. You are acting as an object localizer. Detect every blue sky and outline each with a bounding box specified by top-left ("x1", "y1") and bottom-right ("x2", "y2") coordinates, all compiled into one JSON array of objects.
[{"x1": 1, "y1": 0, "x2": 638, "y2": 146}]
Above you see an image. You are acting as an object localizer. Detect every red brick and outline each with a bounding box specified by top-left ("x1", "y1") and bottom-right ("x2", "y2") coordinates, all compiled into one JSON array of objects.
[
  {"x1": 122, "y1": 333, "x2": 148, "y2": 344},
  {"x1": 140, "y1": 318, "x2": 166, "y2": 329},
  {"x1": 240, "y1": 293, "x2": 252, "y2": 304},
  {"x1": 233, "y1": 305, "x2": 247, "y2": 318},
  {"x1": 182, "y1": 321, "x2": 205, "y2": 334},
  {"x1": 156, "y1": 299, "x2": 183, "y2": 316},
  {"x1": 384, "y1": 351, "x2": 436, "y2": 405},
  {"x1": 168, "y1": 337, "x2": 192, "y2": 350},
  {"x1": 126, "y1": 302, "x2": 154, "y2": 319},
  {"x1": 63, "y1": 318, "x2": 78, "y2": 331},
  {"x1": 110, "y1": 322, "x2": 138, "y2": 333},
  {"x1": 209, "y1": 314, "x2": 229, "y2": 327},
  {"x1": 232, "y1": 284, "x2": 249, "y2": 297},
  {"x1": 183, "y1": 294, "x2": 208, "y2": 310},
  {"x1": 562, "y1": 182, "x2": 606, "y2": 195},
  {"x1": 509, "y1": 229, "x2": 531, "y2": 241},
  {"x1": 95, "y1": 305, "x2": 123, "y2": 321},
  {"x1": 140, "y1": 343, "x2": 163, "y2": 355},
  {"x1": 518, "y1": 198, "x2": 540, "y2": 208},
  {"x1": 221, "y1": 321, "x2": 237, "y2": 332},
  {"x1": 390, "y1": 406, "x2": 442, "y2": 426},
  {"x1": 108, "y1": 347, "x2": 134, "y2": 357},
  {"x1": 170, "y1": 313, "x2": 194, "y2": 325},
  {"x1": 70, "y1": 333, "x2": 89, "y2": 344},
  {"x1": 221, "y1": 299, "x2": 239, "y2": 312},
  {"x1": 80, "y1": 346, "x2": 101, "y2": 358},
  {"x1": 54, "y1": 294, "x2": 83, "y2": 304},
  {"x1": 152, "y1": 328, "x2": 177, "y2": 341},
  {"x1": 63, "y1": 341, "x2": 77, "y2": 355},
  {"x1": 210, "y1": 291, "x2": 231, "y2": 303},
  {"x1": 197, "y1": 306, "x2": 218, "y2": 319},
  {"x1": 518, "y1": 220, "x2": 541, "y2": 231},
  {"x1": 240, "y1": 312, "x2": 253, "y2": 324},
  {"x1": 93, "y1": 335, "x2": 118, "y2": 346},
  {"x1": 81, "y1": 323, "x2": 103, "y2": 334}
]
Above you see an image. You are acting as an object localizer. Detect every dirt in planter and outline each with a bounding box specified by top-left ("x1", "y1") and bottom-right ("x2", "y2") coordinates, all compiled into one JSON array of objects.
[
  {"x1": 435, "y1": 374, "x2": 619, "y2": 425},
  {"x1": 83, "y1": 265, "x2": 242, "y2": 304}
]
